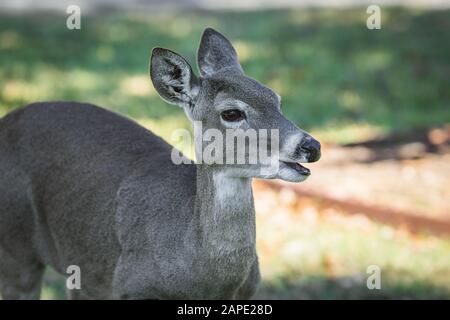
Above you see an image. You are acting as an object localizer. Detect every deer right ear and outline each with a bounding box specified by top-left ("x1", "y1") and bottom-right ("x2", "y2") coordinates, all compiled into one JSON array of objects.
[
  {"x1": 150, "y1": 47, "x2": 199, "y2": 108},
  {"x1": 197, "y1": 28, "x2": 243, "y2": 77}
]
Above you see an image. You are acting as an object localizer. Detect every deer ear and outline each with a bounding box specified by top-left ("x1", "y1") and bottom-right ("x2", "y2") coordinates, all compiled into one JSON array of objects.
[
  {"x1": 197, "y1": 28, "x2": 243, "y2": 77},
  {"x1": 150, "y1": 47, "x2": 199, "y2": 108}
]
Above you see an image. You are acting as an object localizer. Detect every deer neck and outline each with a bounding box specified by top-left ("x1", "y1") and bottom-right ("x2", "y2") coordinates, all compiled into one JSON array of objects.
[{"x1": 188, "y1": 164, "x2": 256, "y2": 255}]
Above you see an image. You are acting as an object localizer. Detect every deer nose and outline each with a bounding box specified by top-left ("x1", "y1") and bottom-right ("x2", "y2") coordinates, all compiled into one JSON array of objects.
[{"x1": 301, "y1": 137, "x2": 321, "y2": 162}]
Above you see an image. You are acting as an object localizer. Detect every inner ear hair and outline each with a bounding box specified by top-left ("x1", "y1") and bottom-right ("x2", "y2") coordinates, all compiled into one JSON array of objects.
[
  {"x1": 150, "y1": 47, "x2": 199, "y2": 108},
  {"x1": 163, "y1": 59, "x2": 188, "y2": 94}
]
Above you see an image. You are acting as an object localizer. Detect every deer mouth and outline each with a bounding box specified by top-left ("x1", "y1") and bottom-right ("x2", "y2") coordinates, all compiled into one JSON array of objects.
[{"x1": 281, "y1": 161, "x2": 311, "y2": 176}]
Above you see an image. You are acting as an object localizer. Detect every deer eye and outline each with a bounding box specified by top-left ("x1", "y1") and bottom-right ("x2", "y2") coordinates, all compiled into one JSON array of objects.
[{"x1": 221, "y1": 109, "x2": 245, "y2": 122}]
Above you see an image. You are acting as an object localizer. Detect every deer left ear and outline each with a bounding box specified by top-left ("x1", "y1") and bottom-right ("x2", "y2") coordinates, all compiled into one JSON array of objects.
[
  {"x1": 197, "y1": 28, "x2": 243, "y2": 77},
  {"x1": 150, "y1": 47, "x2": 199, "y2": 108}
]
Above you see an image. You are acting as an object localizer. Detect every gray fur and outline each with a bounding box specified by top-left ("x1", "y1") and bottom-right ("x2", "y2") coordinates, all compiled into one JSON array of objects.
[{"x1": 0, "y1": 28, "x2": 320, "y2": 299}]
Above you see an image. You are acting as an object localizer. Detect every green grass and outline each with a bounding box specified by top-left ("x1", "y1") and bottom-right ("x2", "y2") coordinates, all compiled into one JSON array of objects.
[{"x1": 0, "y1": 8, "x2": 449, "y2": 144}]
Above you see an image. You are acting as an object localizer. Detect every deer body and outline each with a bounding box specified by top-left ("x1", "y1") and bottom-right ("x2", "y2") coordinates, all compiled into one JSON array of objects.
[
  {"x1": 0, "y1": 102, "x2": 258, "y2": 299},
  {"x1": 0, "y1": 28, "x2": 320, "y2": 299}
]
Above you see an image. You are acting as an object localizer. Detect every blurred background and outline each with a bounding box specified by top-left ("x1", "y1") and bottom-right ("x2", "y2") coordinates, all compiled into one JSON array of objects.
[{"x1": 0, "y1": 0, "x2": 449, "y2": 299}]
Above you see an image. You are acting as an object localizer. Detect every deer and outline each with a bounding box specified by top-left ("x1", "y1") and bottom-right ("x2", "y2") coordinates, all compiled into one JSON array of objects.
[{"x1": 0, "y1": 28, "x2": 321, "y2": 300}]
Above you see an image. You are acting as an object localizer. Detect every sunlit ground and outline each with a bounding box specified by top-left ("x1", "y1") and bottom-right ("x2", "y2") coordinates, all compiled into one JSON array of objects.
[
  {"x1": 1, "y1": 7, "x2": 449, "y2": 299},
  {"x1": 252, "y1": 183, "x2": 450, "y2": 299}
]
